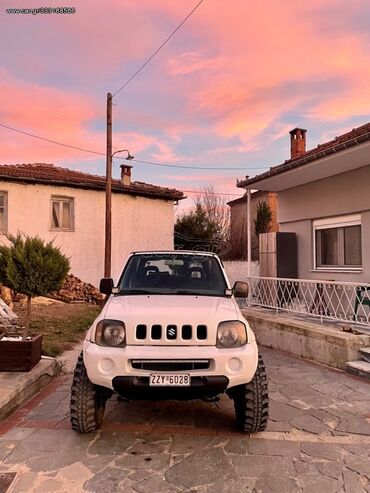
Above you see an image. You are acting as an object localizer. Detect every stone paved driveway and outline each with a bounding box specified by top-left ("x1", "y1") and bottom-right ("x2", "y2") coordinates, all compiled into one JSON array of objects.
[{"x1": 0, "y1": 348, "x2": 370, "y2": 492}]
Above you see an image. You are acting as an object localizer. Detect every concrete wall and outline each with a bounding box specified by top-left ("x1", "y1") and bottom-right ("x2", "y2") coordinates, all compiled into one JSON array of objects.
[
  {"x1": 243, "y1": 308, "x2": 370, "y2": 369},
  {"x1": 278, "y1": 165, "x2": 370, "y2": 282},
  {"x1": 0, "y1": 181, "x2": 175, "y2": 286},
  {"x1": 223, "y1": 260, "x2": 260, "y2": 286}
]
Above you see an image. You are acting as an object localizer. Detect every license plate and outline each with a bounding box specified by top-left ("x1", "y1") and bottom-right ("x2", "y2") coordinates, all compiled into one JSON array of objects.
[{"x1": 149, "y1": 373, "x2": 191, "y2": 387}]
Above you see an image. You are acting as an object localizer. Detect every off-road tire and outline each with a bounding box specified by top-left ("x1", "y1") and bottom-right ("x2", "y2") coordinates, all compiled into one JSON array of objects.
[
  {"x1": 231, "y1": 354, "x2": 269, "y2": 433},
  {"x1": 70, "y1": 352, "x2": 108, "y2": 433}
]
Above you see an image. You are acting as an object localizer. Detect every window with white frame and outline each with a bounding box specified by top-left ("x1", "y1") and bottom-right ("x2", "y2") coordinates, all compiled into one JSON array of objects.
[
  {"x1": 0, "y1": 192, "x2": 8, "y2": 233},
  {"x1": 313, "y1": 214, "x2": 362, "y2": 269},
  {"x1": 51, "y1": 196, "x2": 74, "y2": 231}
]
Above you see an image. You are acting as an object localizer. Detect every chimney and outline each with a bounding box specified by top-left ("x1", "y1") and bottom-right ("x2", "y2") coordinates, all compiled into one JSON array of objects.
[
  {"x1": 120, "y1": 164, "x2": 132, "y2": 186},
  {"x1": 289, "y1": 128, "x2": 307, "y2": 159}
]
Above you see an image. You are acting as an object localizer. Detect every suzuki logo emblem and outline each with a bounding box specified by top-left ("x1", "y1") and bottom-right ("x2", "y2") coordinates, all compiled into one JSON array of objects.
[{"x1": 167, "y1": 326, "x2": 176, "y2": 338}]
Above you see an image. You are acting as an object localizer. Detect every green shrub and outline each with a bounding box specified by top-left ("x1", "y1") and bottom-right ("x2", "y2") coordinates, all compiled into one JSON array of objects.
[{"x1": 0, "y1": 234, "x2": 70, "y2": 337}]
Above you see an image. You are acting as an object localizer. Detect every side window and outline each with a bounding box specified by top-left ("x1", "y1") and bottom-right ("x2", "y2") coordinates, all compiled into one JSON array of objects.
[
  {"x1": 313, "y1": 215, "x2": 362, "y2": 269},
  {"x1": 0, "y1": 191, "x2": 8, "y2": 233},
  {"x1": 51, "y1": 196, "x2": 74, "y2": 231}
]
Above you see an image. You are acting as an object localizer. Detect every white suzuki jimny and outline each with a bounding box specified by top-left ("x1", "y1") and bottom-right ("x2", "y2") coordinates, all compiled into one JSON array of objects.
[{"x1": 70, "y1": 251, "x2": 269, "y2": 433}]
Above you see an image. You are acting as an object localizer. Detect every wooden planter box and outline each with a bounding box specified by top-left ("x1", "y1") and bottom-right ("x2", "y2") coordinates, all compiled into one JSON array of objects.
[{"x1": 0, "y1": 334, "x2": 43, "y2": 372}]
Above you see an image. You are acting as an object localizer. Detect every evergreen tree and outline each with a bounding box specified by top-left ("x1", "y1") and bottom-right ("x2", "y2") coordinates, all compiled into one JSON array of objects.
[
  {"x1": 254, "y1": 201, "x2": 272, "y2": 236},
  {"x1": 0, "y1": 234, "x2": 70, "y2": 337}
]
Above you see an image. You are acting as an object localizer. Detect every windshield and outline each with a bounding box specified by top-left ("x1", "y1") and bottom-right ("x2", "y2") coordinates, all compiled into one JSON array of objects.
[{"x1": 118, "y1": 253, "x2": 228, "y2": 296}]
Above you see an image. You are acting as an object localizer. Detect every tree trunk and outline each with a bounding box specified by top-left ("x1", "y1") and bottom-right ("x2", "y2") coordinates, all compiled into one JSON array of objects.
[{"x1": 23, "y1": 295, "x2": 32, "y2": 340}]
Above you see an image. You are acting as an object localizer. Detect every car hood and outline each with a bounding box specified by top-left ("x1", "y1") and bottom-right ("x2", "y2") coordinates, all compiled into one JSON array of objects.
[{"x1": 101, "y1": 294, "x2": 240, "y2": 345}]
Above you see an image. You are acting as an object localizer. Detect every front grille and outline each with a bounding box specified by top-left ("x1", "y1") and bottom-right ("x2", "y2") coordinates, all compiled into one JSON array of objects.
[
  {"x1": 131, "y1": 359, "x2": 211, "y2": 371},
  {"x1": 135, "y1": 324, "x2": 208, "y2": 341}
]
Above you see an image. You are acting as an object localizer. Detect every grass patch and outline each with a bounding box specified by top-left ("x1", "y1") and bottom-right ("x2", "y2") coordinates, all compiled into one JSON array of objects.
[{"x1": 14, "y1": 301, "x2": 101, "y2": 357}]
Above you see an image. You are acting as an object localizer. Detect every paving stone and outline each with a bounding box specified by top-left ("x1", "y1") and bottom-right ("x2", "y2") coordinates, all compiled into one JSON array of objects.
[
  {"x1": 265, "y1": 420, "x2": 293, "y2": 432},
  {"x1": 115, "y1": 452, "x2": 171, "y2": 472},
  {"x1": 269, "y1": 400, "x2": 305, "y2": 421},
  {"x1": 232, "y1": 455, "x2": 295, "y2": 477},
  {"x1": 343, "y1": 470, "x2": 367, "y2": 493},
  {"x1": 308, "y1": 409, "x2": 340, "y2": 428},
  {"x1": 26, "y1": 447, "x2": 91, "y2": 472},
  {"x1": 254, "y1": 476, "x2": 299, "y2": 493},
  {"x1": 83, "y1": 467, "x2": 127, "y2": 493},
  {"x1": 132, "y1": 474, "x2": 180, "y2": 493},
  {"x1": 318, "y1": 461, "x2": 345, "y2": 480},
  {"x1": 224, "y1": 438, "x2": 246, "y2": 455},
  {"x1": 294, "y1": 459, "x2": 308, "y2": 474},
  {"x1": 3, "y1": 347, "x2": 370, "y2": 493},
  {"x1": 335, "y1": 417, "x2": 370, "y2": 436},
  {"x1": 88, "y1": 432, "x2": 137, "y2": 456},
  {"x1": 0, "y1": 440, "x2": 17, "y2": 461},
  {"x1": 57, "y1": 462, "x2": 93, "y2": 482},
  {"x1": 127, "y1": 439, "x2": 170, "y2": 455},
  {"x1": 300, "y1": 475, "x2": 342, "y2": 493},
  {"x1": 205, "y1": 477, "x2": 256, "y2": 492},
  {"x1": 128, "y1": 469, "x2": 152, "y2": 482},
  {"x1": 34, "y1": 478, "x2": 64, "y2": 492},
  {"x1": 136, "y1": 433, "x2": 171, "y2": 443},
  {"x1": 247, "y1": 439, "x2": 301, "y2": 457},
  {"x1": 279, "y1": 385, "x2": 334, "y2": 408},
  {"x1": 344, "y1": 454, "x2": 370, "y2": 478},
  {"x1": 2, "y1": 427, "x2": 36, "y2": 442},
  {"x1": 309, "y1": 382, "x2": 353, "y2": 399},
  {"x1": 341, "y1": 444, "x2": 370, "y2": 455},
  {"x1": 166, "y1": 448, "x2": 236, "y2": 489},
  {"x1": 11, "y1": 472, "x2": 39, "y2": 493},
  {"x1": 301, "y1": 442, "x2": 341, "y2": 461},
  {"x1": 291, "y1": 415, "x2": 332, "y2": 434},
  {"x1": 5, "y1": 429, "x2": 92, "y2": 464},
  {"x1": 169, "y1": 435, "x2": 216, "y2": 454}
]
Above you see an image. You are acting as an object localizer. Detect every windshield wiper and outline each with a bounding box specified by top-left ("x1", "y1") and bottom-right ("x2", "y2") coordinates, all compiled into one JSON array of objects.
[
  {"x1": 119, "y1": 289, "x2": 155, "y2": 295},
  {"x1": 172, "y1": 290, "x2": 211, "y2": 295}
]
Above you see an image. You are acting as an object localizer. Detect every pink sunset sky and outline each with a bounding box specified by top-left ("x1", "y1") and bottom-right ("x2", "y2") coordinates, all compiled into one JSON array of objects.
[{"x1": 1, "y1": 0, "x2": 370, "y2": 207}]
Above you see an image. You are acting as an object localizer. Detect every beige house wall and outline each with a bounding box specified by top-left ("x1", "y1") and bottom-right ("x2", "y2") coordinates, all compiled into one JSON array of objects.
[
  {"x1": 278, "y1": 165, "x2": 370, "y2": 282},
  {"x1": 0, "y1": 181, "x2": 175, "y2": 286},
  {"x1": 229, "y1": 192, "x2": 278, "y2": 260}
]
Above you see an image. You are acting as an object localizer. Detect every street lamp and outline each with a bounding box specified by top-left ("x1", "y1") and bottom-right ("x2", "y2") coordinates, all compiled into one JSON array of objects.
[
  {"x1": 112, "y1": 149, "x2": 134, "y2": 160},
  {"x1": 104, "y1": 143, "x2": 134, "y2": 278}
]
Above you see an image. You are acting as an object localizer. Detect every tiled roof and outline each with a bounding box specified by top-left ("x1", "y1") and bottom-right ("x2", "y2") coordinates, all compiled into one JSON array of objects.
[
  {"x1": 0, "y1": 163, "x2": 184, "y2": 201},
  {"x1": 238, "y1": 122, "x2": 370, "y2": 188},
  {"x1": 227, "y1": 190, "x2": 270, "y2": 206}
]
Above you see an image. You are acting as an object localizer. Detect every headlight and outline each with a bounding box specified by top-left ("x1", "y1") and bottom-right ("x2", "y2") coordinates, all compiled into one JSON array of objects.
[
  {"x1": 95, "y1": 320, "x2": 126, "y2": 347},
  {"x1": 216, "y1": 321, "x2": 247, "y2": 348}
]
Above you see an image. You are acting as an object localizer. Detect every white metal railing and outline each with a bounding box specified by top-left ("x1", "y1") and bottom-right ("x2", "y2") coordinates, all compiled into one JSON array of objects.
[{"x1": 245, "y1": 276, "x2": 370, "y2": 326}]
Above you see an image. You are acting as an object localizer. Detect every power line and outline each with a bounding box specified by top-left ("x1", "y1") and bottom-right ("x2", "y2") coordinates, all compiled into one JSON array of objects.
[
  {"x1": 0, "y1": 123, "x2": 105, "y2": 157},
  {"x1": 0, "y1": 122, "x2": 267, "y2": 171},
  {"x1": 179, "y1": 189, "x2": 242, "y2": 197},
  {"x1": 112, "y1": 0, "x2": 204, "y2": 97},
  {"x1": 133, "y1": 158, "x2": 265, "y2": 171},
  {"x1": 0, "y1": 124, "x2": 244, "y2": 197}
]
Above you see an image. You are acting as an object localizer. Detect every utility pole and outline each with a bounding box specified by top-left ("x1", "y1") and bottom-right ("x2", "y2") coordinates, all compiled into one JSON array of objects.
[{"x1": 104, "y1": 92, "x2": 113, "y2": 277}]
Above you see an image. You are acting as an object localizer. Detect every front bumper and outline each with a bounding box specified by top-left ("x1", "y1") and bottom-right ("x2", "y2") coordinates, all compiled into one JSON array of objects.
[
  {"x1": 112, "y1": 375, "x2": 229, "y2": 400},
  {"x1": 83, "y1": 340, "x2": 259, "y2": 393}
]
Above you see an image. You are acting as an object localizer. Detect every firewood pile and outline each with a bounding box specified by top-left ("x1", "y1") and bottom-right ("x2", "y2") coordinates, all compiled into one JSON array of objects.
[{"x1": 51, "y1": 274, "x2": 105, "y2": 305}]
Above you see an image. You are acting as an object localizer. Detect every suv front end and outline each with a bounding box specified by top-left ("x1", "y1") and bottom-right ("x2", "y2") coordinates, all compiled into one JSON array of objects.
[{"x1": 70, "y1": 252, "x2": 268, "y2": 433}]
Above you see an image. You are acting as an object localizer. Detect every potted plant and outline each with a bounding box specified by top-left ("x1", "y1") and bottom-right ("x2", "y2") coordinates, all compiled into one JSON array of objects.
[{"x1": 0, "y1": 234, "x2": 70, "y2": 371}]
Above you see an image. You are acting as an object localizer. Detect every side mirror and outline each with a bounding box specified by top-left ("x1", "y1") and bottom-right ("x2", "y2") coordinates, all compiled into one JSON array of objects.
[
  {"x1": 233, "y1": 281, "x2": 249, "y2": 298},
  {"x1": 99, "y1": 277, "x2": 114, "y2": 295}
]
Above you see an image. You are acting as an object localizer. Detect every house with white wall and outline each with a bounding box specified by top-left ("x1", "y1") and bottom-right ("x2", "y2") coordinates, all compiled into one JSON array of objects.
[
  {"x1": 238, "y1": 123, "x2": 370, "y2": 326},
  {"x1": 237, "y1": 123, "x2": 370, "y2": 283},
  {"x1": 0, "y1": 163, "x2": 184, "y2": 286}
]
